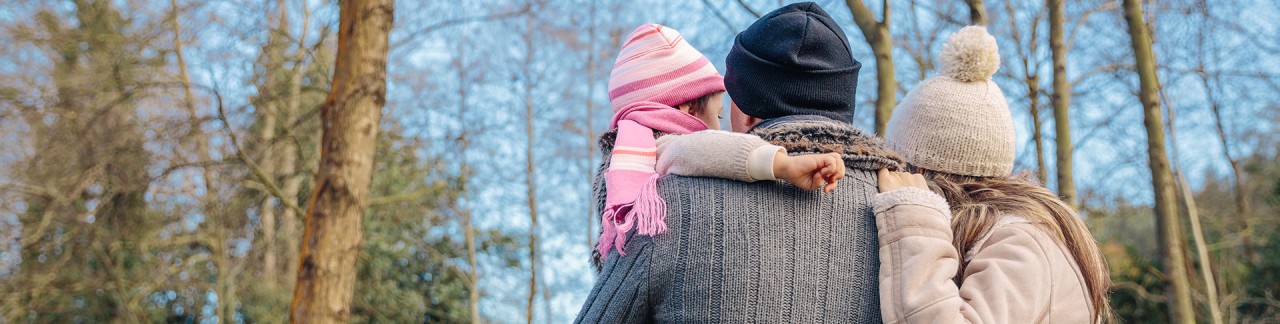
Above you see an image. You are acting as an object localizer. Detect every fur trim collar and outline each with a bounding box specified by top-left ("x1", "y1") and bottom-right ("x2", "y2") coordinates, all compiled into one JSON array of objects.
[
  {"x1": 598, "y1": 118, "x2": 904, "y2": 171},
  {"x1": 749, "y1": 118, "x2": 904, "y2": 171},
  {"x1": 598, "y1": 128, "x2": 668, "y2": 155}
]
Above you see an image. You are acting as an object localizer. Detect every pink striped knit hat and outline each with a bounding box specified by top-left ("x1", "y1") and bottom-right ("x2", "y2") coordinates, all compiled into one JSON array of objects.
[
  {"x1": 608, "y1": 24, "x2": 726, "y2": 111},
  {"x1": 596, "y1": 24, "x2": 721, "y2": 261}
]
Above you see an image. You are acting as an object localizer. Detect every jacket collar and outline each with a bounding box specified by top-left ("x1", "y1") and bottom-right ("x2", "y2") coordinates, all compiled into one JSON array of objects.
[
  {"x1": 598, "y1": 114, "x2": 904, "y2": 171},
  {"x1": 749, "y1": 115, "x2": 904, "y2": 171}
]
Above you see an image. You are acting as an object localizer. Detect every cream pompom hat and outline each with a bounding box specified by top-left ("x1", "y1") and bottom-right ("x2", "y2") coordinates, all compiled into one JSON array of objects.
[{"x1": 885, "y1": 26, "x2": 1015, "y2": 177}]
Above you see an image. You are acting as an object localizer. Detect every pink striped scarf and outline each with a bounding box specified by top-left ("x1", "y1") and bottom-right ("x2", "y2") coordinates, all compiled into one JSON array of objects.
[{"x1": 597, "y1": 102, "x2": 709, "y2": 260}]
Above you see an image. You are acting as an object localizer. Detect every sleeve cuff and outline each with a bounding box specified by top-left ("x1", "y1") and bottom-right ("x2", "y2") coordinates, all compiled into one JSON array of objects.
[
  {"x1": 871, "y1": 187, "x2": 952, "y2": 221},
  {"x1": 747, "y1": 145, "x2": 785, "y2": 181}
]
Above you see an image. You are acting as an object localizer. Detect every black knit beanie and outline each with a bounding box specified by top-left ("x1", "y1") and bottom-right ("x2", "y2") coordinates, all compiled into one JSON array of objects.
[{"x1": 725, "y1": 2, "x2": 861, "y2": 123}]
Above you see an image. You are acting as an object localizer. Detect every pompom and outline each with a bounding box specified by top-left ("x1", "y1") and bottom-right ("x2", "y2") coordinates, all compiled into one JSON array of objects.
[{"x1": 939, "y1": 26, "x2": 1000, "y2": 82}]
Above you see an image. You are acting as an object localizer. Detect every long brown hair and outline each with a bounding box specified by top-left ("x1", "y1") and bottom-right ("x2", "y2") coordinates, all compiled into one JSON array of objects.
[{"x1": 925, "y1": 170, "x2": 1113, "y2": 322}]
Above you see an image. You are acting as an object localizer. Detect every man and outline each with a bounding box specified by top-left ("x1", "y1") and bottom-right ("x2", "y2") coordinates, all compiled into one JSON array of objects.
[{"x1": 577, "y1": 3, "x2": 900, "y2": 322}]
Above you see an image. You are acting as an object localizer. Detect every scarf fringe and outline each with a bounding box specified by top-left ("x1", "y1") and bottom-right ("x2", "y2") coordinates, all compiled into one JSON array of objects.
[
  {"x1": 595, "y1": 209, "x2": 619, "y2": 262},
  {"x1": 634, "y1": 174, "x2": 667, "y2": 236},
  {"x1": 594, "y1": 174, "x2": 668, "y2": 262}
]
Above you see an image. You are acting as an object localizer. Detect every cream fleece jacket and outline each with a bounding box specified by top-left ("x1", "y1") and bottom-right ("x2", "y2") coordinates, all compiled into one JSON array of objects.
[
  {"x1": 871, "y1": 187, "x2": 1094, "y2": 323},
  {"x1": 655, "y1": 130, "x2": 784, "y2": 182}
]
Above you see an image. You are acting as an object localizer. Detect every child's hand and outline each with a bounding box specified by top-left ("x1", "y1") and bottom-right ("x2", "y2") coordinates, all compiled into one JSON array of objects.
[
  {"x1": 877, "y1": 168, "x2": 928, "y2": 193},
  {"x1": 775, "y1": 152, "x2": 845, "y2": 192}
]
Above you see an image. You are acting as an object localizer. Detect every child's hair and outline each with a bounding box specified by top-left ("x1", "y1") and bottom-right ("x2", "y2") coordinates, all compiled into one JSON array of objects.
[
  {"x1": 924, "y1": 170, "x2": 1114, "y2": 323},
  {"x1": 680, "y1": 91, "x2": 725, "y2": 116}
]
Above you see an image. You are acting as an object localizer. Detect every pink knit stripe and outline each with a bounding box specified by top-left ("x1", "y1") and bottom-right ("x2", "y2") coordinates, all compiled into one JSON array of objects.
[
  {"x1": 621, "y1": 27, "x2": 661, "y2": 47},
  {"x1": 609, "y1": 160, "x2": 657, "y2": 173},
  {"x1": 642, "y1": 74, "x2": 726, "y2": 106},
  {"x1": 611, "y1": 69, "x2": 724, "y2": 110},
  {"x1": 615, "y1": 39, "x2": 671, "y2": 66},
  {"x1": 613, "y1": 145, "x2": 657, "y2": 152},
  {"x1": 609, "y1": 58, "x2": 712, "y2": 100},
  {"x1": 611, "y1": 47, "x2": 703, "y2": 83}
]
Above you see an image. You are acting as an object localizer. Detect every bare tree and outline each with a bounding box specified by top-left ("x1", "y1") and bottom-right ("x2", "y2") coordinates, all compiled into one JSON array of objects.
[
  {"x1": 1121, "y1": 0, "x2": 1196, "y2": 322},
  {"x1": 897, "y1": 0, "x2": 954, "y2": 83},
  {"x1": 451, "y1": 39, "x2": 483, "y2": 324},
  {"x1": 289, "y1": 0, "x2": 394, "y2": 321},
  {"x1": 845, "y1": 0, "x2": 897, "y2": 135},
  {"x1": 523, "y1": 5, "x2": 540, "y2": 323},
  {"x1": 994, "y1": 1, "x2": 1049, "y2": 184},
  {"x1": 585, "y1": 0, "x2": 599, "y2": 258},
  {"x1": 1047, "y1": 0, "x2": 1077, "y2": 208},
  {"x1": 1193, "y1": 3, "x2": 1254, "y2": 262},
  {"x1": 1164, "y1": 95, "x2": 1225, "y2": 324},
  {"x1": 965, "y1": 0, "x2": 987, "y2": 25}
]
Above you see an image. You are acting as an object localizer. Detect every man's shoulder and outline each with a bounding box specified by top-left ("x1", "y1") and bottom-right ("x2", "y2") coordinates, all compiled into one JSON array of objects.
[{"x1": 749, "y1": 117, "x2": 904, "y2": 171}]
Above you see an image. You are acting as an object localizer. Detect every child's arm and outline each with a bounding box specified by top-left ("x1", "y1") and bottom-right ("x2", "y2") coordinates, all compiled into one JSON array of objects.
[{"x1": 655, "y1": 130, "x2": 845, "y2": 192}]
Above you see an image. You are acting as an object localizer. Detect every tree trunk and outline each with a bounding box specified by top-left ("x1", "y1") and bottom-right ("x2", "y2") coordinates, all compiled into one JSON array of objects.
[
  {"x1": 1200, "y1": 66, "x2": 1254, "y2": 263},
  {"x1": 1121, "y1": 1, "x2": 1196, "y2": 322},
  {"x1": 280, "y1": 0, "x2": 311, "y2": 289},
  {"x1": 1177, "y1": 171, "x2": 1224, "y2": 324},
  {"x1": 1164, "y1": 78, "x2": 1224, "y2": 324},
  {"x1": 289, "y1": 0, "x2": 393, "y2": 322},
  {"x1": 585, "y1": 0, "x2": 598, "y2": 256},
  {"x1": 454, "y1": 42, "x2": 482, "y2": 324},
  {"x1": 1002, "y1": 1, "x2": 1046, "y2": 184},
  {"x1": 523, "y1": 8, "x2": 540, "y2": 324},
  {"x1": 1048, "y1": 0, "x2": 1078, "y2": 209},
  {"x1": 171, "y1": 0, "x2": 239, "y2": 321},
  {"x1": 965, "y1": 0, "x2": 987, "y2": 25},
  {"x1": 845, "y1": 0, "x2": 896, "y2": 135},
  {"x1": 1030, "y1": 91, "x2": 1047, "y2": 184}
]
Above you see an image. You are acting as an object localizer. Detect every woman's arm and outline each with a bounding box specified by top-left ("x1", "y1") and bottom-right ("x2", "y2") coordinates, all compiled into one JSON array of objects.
[{"x1": 873, "y1": 171, "x2": 1053, "y2": 323}]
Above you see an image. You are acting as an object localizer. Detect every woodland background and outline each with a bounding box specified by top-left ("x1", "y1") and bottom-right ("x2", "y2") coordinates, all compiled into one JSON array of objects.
[{"x1": 0, "y1": 0, "x2": 1277, "y2": 323}]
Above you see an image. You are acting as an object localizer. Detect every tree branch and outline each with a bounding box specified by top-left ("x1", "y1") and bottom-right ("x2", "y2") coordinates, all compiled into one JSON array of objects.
[
  {"x1": 213, "y1": 90, "x2": 307, "y2": 217},
  {"x1": 845, "y1": 0, "x2": 882, "y2": 41},
  {"x1": 701, "y1": 0, "x2": 739, "y2": 32},
  {"x1": 1114, "y1": 281, "x2": 1168, "y2": 302},
  {"x1": 737, "y1": 0, "x2": 762, "y2": 18},
  {"x1": 390, "y1": 4, "x2": 531, "y2": 50},
  {"x1": 366, "y1": 180, "x2": 449, "y2": 206}
]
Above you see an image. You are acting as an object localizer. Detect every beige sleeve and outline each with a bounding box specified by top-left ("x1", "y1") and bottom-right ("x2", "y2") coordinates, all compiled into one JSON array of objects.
[
  {"x1": 872, "y1": 188, "x2": 1053, "y2": 324},
  {"x1": 655, "y1": 130, "x2": 783, "y2": 182}
]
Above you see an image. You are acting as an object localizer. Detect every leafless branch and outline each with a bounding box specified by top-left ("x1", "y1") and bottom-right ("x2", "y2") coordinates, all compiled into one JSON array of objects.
[
  {"x1": 213, "y1": 89, "x2": 307, "y2": 218},
  {"x1": 390, "y1": 3, "x2": 532, "y2": 50},
  {"x1": 1113, "y1": 281, "x2": 1168, "y2": 302},
  {"x1": 701, "y1": 0, "x2": 738, "y2": 32},
  {"x1": 736, "y1": 0, "x2": 762, "y2": 18}
]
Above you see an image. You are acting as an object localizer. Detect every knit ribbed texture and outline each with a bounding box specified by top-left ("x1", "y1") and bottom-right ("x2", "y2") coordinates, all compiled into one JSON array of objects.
[
  {"x1": 886, "y1": 26, "x2": 1015, "y2": 177},
  {"x1": 578, "y1": 119, "x2": 894, "y2": 323},
  {"x1": 608, "y1": 24, "x2": 725, "y2": 111}
]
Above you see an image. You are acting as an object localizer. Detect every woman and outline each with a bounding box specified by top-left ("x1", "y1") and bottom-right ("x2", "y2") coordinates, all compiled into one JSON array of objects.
[{"x1": 873, "y1": 26, "x2": 1112, "y2": 323}]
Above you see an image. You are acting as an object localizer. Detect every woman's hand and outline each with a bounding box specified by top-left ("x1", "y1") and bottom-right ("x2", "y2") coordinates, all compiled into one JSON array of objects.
[
  {"x1": 775, "y1": 152, "x2": 845, "y2": 192},
  {"x1": 877, "y1": 168, "x2": 928, "y2": 193}
]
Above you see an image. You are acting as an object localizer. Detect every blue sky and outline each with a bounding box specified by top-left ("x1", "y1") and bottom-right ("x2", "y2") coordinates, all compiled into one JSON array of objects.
[{"x1": 2, "y1": 0, "x2": 1278, "y2": 322}]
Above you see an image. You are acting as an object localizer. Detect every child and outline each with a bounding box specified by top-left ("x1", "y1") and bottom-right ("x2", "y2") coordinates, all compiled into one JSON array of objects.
[
  {"x1": 592, "y1": 24, "x2": 845, "y2": 270},
  {"x1": 873, "y1": 26, "x2": 1111, "y2": 323}
]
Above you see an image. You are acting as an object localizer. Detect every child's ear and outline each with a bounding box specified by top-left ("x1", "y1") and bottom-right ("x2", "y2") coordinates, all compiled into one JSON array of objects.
[{"x1": 674, "y1": 103, "x2": 693, "y2": 115}]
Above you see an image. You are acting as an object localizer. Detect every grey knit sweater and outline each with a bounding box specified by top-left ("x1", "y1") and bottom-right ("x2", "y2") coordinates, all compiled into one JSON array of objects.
[{"x1": 577, "y1": 116, "x2": 903, "y2": 323}]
